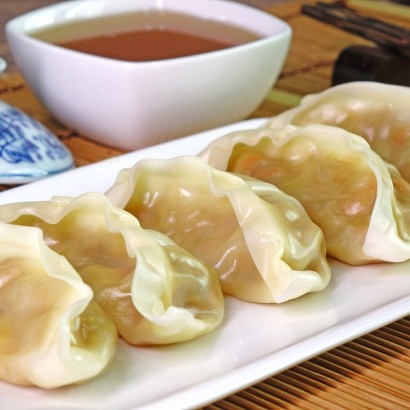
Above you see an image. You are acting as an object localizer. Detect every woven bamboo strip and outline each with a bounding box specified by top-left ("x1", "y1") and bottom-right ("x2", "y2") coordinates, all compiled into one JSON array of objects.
[
  {"x1": 301, "y1": 358, "x2": 408, "y2": 409},
  {"x1": 284, "y1": 367, "x2": 374, "y2": 408},
  {"x1": 337, "y1": 344, "x2": 409, "y2": 379},
  {"x1": 261, "y1": 373, "x2": 348, "y2": 409},
  {"x1": 322, "y1": 352, "x2": 409, "y2": 400}
]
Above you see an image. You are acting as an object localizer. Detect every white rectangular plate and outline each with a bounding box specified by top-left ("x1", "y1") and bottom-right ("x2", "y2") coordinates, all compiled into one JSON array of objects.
[{"x1": 1, "y1": 119, "x2": 409, "y2": 410}]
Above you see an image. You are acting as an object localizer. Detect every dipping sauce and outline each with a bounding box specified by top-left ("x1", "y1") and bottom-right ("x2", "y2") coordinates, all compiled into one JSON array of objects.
[{"x1": 30, "y1": 11, "x2": 261, "y2": 62}]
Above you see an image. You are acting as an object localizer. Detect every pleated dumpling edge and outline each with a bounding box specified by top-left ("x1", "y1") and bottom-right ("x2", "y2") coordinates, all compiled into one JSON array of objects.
[
  {"x1": 105, "y1": 156, "x2": 331, "y2": 304},
  {"x1": 198, "y1": 124, "x2": 410, "y2": 265},
  {"x1": 0, "y1": 192, "x2": 224, "y2": 346},
  {"x1": 263, "y1": 81, "x2": 410, "y2": 183},
  {"x1": 0, "y1": 221, "x2": 117, "y2": 388}
]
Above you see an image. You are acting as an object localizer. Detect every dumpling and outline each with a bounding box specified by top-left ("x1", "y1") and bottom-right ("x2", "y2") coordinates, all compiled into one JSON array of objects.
[
  {"x1": 199, "y1": 124, "x2": 410, "y2": 265},
  {"x1": 0, "y1": 221, "x2": 117, "y2": 388},
  {"x1": 0, "y1": 192, "x2": 223, "y2": 345},
  {"x1": 264, "y1": 82, "x2": 410, "y2": 182},
  {"x1": 105, "y1": 156, "x2": 330, "y2": 303}
]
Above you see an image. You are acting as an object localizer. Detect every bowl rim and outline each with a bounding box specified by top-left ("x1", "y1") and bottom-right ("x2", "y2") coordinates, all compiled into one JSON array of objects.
[
  {"x1": 6, "y1": 0, "x2": 291, "y2": 32},
  {"x1": 5, "y1": 0, "x2": 292, "y2": 66},
  {"x1": 5, "y1": 0, "x2": 292, "y2": 67}
]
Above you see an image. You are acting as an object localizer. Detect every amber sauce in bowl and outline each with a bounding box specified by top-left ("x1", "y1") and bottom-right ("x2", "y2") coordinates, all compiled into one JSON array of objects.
[{"x1": 30, "y1": 11, "x2": 261, "y2": 61}]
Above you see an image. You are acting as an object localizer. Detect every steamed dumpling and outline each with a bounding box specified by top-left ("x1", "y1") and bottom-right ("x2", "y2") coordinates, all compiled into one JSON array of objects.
[
  {"x1": 264, "y1": 82, "x2": 410, "y2": 182},
  {"x1": 199, "y1": 124, "x2": 410, "y2": 265},
  {"x1": 0, "y1": 193, "x2": 223, "y2": 345},
  {"x1": 106, "y1": 156, "x2": 330, "y2": 303},
  {"x1": 0, "y1": 222, "x2": 117, "y2": 388}
]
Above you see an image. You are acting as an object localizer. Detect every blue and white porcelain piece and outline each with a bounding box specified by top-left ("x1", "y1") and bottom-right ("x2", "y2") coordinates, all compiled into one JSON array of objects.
[{"x1": 0, "y1": 100, "x2": 74, "y2": 184}]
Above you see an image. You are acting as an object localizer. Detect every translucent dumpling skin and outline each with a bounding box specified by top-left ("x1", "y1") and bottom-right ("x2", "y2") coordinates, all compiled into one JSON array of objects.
[
  {"x1": 106, "y1": 156, "x2": 330, "y2": 303},
  {"x1": 0, "y1": 193, "x2": 224, "y2": 345},
  {"x1": 264, "y1": 82, "x2": 410, "y2": 182},
  {"x1": 0, "y1": 222, "x2": 117, "y2": 388},
  {"x1": 199, "y1": 125, "x2": 410, "y2": 265}
]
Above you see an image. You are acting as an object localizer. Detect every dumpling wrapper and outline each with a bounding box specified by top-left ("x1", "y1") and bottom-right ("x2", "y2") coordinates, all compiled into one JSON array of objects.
[
  {"x1": 199, "y1": 124, "x2": 410, "y2": 265},
  {"x1": 0, "y1": 221, "x2": 117, "y2": 388},
  {"x1": 264, "y1": 81, "x2": 410, "y2": 182},
  {"x1": 105, "y1": 156, "x2": 330, "y2": 304},
  {"x1": 0, "y1": 192, "x2": 223, "y2": 345}
]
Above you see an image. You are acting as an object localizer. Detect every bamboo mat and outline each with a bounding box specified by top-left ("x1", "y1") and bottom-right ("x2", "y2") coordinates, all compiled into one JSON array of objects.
[{"x1": 0, "y1": 1, "x2": 409, "y2": 409}]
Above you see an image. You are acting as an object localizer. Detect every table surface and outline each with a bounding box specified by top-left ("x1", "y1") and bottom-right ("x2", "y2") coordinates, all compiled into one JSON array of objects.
[{"x1": 0, "y1": 1, "x2": 409, "y2": 409}]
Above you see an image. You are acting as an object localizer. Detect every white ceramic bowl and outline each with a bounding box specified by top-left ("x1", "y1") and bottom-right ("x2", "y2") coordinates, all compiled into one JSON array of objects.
[{"x1": 6, "y1": 0, "x2": 291, "y2": 150}]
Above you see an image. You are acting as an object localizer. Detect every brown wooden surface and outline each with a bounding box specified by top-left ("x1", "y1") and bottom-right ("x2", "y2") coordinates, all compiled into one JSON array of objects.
[{"x1": 0, "y1": 1, "x2": 409, "y2": 409}]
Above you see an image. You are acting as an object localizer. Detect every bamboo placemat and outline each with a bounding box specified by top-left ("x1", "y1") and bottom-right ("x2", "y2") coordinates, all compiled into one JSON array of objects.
[{"x1": 0, "y1": 1, "x2": 409, "y2": 409}]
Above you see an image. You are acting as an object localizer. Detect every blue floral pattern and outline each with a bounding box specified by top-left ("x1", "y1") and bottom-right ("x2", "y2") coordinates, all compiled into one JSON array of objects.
[{"x1": 0, "y1": 106, "x2": 70, "y2": 164}]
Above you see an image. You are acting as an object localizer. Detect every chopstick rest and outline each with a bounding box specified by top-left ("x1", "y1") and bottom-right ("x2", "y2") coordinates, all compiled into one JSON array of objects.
[
  {"x1": 332, "y1": 44, "x2": 410, "y2": 85},
  {"x1": 0, "y1": 100, "x2": 74, "y2": 184}
]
